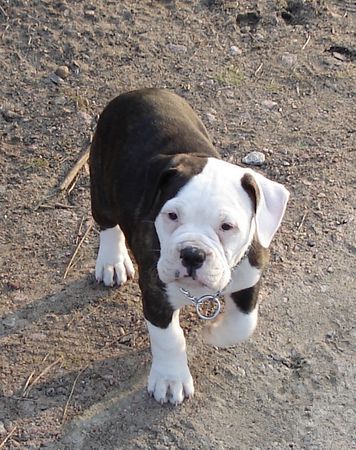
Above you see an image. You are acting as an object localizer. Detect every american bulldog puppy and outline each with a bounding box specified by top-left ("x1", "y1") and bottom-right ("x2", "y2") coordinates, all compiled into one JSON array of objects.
[{"x1": 90, "y1": 88, "x2": 289, "y2": 405}]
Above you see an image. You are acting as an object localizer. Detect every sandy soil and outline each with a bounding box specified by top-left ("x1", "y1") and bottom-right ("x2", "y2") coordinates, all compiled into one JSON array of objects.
[{"x1": 0, "y1": 1, "x2": 355, "y2": 449}]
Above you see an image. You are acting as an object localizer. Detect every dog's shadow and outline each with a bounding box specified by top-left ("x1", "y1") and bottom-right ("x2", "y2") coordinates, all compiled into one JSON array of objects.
[{"x1": 2, "y1": 276, "x2": 190, "y2": 448}]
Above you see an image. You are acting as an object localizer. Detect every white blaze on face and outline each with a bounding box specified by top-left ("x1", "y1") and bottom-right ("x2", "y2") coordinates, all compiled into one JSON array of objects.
[{"x1": 155, "y1": 158, "x2": 255, "y2": 292}]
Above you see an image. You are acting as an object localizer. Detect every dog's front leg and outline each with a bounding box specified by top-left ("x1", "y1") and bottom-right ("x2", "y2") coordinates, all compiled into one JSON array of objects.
[{"x1": 146, "y1": 310, "x2": 194, "y2": 405}]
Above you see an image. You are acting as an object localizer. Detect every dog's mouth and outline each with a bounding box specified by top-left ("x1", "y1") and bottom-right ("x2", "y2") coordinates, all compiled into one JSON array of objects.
[{"x1": 174, "y1": 269, "x2": 208, "y2": 288}]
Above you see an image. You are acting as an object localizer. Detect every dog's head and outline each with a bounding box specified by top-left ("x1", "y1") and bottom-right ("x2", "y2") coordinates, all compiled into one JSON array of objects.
[{"x1": 153, "y1": 157, "x2": 289, "y2": 292}]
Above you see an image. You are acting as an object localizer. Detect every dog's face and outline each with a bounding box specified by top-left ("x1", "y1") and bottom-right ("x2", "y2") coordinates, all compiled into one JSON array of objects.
[{"x1": 155, "y1": 158, "x2": 289, "y2": 291}]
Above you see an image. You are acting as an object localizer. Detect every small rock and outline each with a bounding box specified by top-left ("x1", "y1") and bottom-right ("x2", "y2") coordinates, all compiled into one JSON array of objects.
[
  {"x1": 0, "y1": 185, "x2": 6, "y2": 194},
  {"x1": 2, "y1": 315, "x2": 16, "y2": 328},
  {"x1": 55, "y1": 65, "x2": 70, "y2": 79},
  {"x1": 280, "y1": 52, "x2": 297, "y2": 69},
  {"x1": 307, "y1": 241, "x2": 315, "y2": 247},
  {"x1": 327, "y1": 266, "x2": 334, "y2": 273},
  {"x1": 1, "y1": 108, "x2": 21, "y2": 122},
  {"x1": 84, "y1": 9, "x2": 95, "y2": 17},
  {"x1": 282, "y1": 160, "x2": 290, "y2": 166},
  {"x1": 167, "y1": 43, "x2": 187, "y2": 54},
  {"x1": 262, "y1": 99, "x2": 278, "y2": 110},
  {"x1": 237, "y1": 367, "x2": 246, "y2": 377},
  {"x1": 0, "y1": 421, "x2": 6, "y2": 434},
  {"x1": 230, "y1": 45, "x2": 242, "y2": 56},
  {"x1": 242, "y1": 151, "x2": 265, "y2": 166},
  {"x1": 77, "y1": 111, "x2": 92, "y2": 126},
  {"x1": 54, "y1": 96, "x2": 66, "y2": 106},
  {"x1": 205, "y1": 112, "x2": 216, "y2": 123},
  {"x1": 49, "y1": 73, "x2": 63, "y2": 85}
]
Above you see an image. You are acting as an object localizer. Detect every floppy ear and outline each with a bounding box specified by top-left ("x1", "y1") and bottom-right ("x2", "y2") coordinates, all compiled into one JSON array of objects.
[{"x1": 241, "y1": 170, "x2": 289, "y2": 248}]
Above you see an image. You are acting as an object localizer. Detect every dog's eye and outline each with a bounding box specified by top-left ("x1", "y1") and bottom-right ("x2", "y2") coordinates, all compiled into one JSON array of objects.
[
  {"x1": 168, "y1": 212, "x2": 178, "y2": 221},
  {"x1": 221, "y1": 223, "x2": 233, "y2": 231}
]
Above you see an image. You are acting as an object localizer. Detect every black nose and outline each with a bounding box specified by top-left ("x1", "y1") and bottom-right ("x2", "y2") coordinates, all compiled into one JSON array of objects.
[{"x1": 180, "y1": 246, "x2": 206, "y2": 272}]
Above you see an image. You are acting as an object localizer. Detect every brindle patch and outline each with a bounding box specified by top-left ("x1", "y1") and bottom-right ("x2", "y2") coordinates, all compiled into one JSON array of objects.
[
  {"x1": 231, "y1": 282, "x2": 261, "y2": 314},
  {"x1": 248, "y1": 237, "x2": 269, "y2": 269},
  {"x1": 241, "y1": 172, "x2": 260, "y2": 213}
]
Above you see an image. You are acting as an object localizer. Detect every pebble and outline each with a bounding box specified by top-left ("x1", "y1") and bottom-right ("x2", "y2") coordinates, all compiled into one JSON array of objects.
[
  {"x1": 280, "y1": 52, "x2": 297, "y2": 69},
  {"x1": 242, "y1": 151, "x2": 265, "y2": 166},
  {"x1": 0, "y1": 421, "x2": 6, "y2": 434},
  {"x1": 205, "y1": 112, "x2": 216, "y2": 123},
  {"x1": 1, "y1": 108, "x2": 21, "y2": 122},
  {"x1": 262, "y1": 99, "x2": 278, "y2": 110},
  {"x1": 229, "y1": 45, "x2": 242, "y2": 56},
  {"x1": 54, "y1": 96, "x2": 66, "y2": 106},
  {"x1": 0, "y1": 185, "x2": 6, "y2": 194},
  {"x1": 77, "y1": 110, "x2": 92, "y2": 126},
  {"x1": 167, "y1": 43, "x2": 187, "y2": 54},
  {"x1": 327, "y1": 266, "x2": 334, "y2": 273},
  {"x1": 55, "y1": 65, "x2": 70, "y2": 79},
  {"x1": 84, "y1": 9, "x2": 95, "y2": 17},
  {"x1": 49, "y1": 73, "x2": 63, "y2": 85},
  {"x1": 2, "y1": 315, "x2": 17, "y2": 328}
]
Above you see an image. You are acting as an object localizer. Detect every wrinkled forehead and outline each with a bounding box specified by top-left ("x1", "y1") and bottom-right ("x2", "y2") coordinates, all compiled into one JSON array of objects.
[{"x1": 163, "y1": 158, "x2": 253, "y2": 221}]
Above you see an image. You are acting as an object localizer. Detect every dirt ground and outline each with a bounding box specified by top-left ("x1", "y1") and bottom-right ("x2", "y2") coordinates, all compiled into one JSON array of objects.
[{"x1": 0, "y1": 0, "x2": 355, "y2": 449}]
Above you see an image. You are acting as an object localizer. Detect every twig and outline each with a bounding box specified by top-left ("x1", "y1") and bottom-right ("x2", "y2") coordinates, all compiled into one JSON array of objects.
[
  {"x1": 254, "y1": 62, "x2": 263, "y2": 77},
  {"x1": 59, "y1": 138, "x2": 92, "y2": 192},
  {"x1": 0, "y1": 427, "x2": 17, "y2": 449},
  {"x1": 302, "y1": 34, "x2": 311, "y2": 50},
  {"x1": 22, "y1": 370, "x2": 35, "y2": 396},
  {"x1": 33, "y1": 191, "x2": 58, "y2": 211},
  {"x1": 0, "y1": 5, "x2": 9, "y2": 19},
  {"x1": 75, "y1": 216, "x2": 86, "y2": 245},
  {"x1": 62, "y1": 366, "x2": 88, "y2": 423},
  {"x1": 64, "y1": 220, "x2": 93, "y2": 279},
  {"x1": 297, "y1": 212, "x2": 307, "y2": 231},
  {"x1": 22, "y1": 352, "x2": 50, "y2": 396},
  {"x1": 23, "y1": 358, "x2": 62, "y2": 397}
]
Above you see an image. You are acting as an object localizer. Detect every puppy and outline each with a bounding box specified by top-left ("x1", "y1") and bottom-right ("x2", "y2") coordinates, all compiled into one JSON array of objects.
[{"x1": 90, "y1": 88, "x2": 289, "y2": 405}]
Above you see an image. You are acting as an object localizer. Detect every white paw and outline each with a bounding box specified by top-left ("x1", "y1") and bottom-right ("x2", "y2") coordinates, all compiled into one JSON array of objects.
[
  {"x1": 95, "y1": 227, "x2": 135, "y2": 287},
  {"x1": 95, "y1": 253, "x2": 134, "y2": 287},
  {"x1": 147, "y1": 365, "x2": 194, "y2": 405}
]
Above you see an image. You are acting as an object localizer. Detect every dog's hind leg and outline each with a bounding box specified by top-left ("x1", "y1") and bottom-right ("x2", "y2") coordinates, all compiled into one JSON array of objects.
[{"x1": 95, "y1": 225, "x2": 135, "y2": 287}]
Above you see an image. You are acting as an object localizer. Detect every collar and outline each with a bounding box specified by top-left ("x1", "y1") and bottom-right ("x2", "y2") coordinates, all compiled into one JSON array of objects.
[{"x1": 180, "y1": 242, "x2": 252, "y2": 320}]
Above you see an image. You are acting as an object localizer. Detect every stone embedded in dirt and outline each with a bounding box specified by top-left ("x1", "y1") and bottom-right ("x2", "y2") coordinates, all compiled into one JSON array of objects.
[
  {"x1": 0, "y1": 421, "x2": 6, "y2": 434},
  {"x1": 55, "y1": 65, "x2": 70, "y2": 79},
  {"x1": 242, "y1": 151, "x2": 266, "y2": 166},
  {"x1": 262, "y1": 99, "x2": 278, "y2": 110},
  {"x1": 77, "y1": 110, "x2": 92, "y2": 126},
  {"x1": 167, "y1": 43, "x2": 188, "y2": 54},
  {"x1": 230, "y1": 45, "x2": 242, "y2": 56},
  {"x1": 84, "y1": 9, "x2": 95, "y2": 18},
  {"x1": 54, "y1": 96, "x2": 66, "y2": 106},
  {"x1": 280, "y1": 52, "x2": 297, "y2": 69},
  {"x1": 205, "y1": 112, "x2": 216, "y2": 123},
  {"x1": 1, "y1": 108, "x2": 21, "y2": 122},
  {"x1": 49, "y1": 73, "x2": 63, "y2": 85}
]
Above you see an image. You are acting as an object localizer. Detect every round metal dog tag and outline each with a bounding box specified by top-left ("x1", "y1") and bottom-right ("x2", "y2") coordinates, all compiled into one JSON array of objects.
[{"x1": 195, "y1": 294, "x2": 221, "y2": 320}]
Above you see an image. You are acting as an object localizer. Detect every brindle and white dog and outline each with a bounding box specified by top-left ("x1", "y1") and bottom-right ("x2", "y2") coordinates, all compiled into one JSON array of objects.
[{"x1": 90, "y1": 88, "x2": 289, "y2": 405}]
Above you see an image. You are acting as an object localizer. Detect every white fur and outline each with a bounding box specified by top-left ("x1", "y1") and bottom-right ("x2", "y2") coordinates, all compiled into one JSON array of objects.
[
  {"x1": 155, "y1": 158, "x2": 289, "y2": 292},
  {"x1": 146, "y1": 311, "x2": 194, "y2": 404},
  {"x1": 203, "y1": 301, "x2": 258, "y2": 348},
  {"x1": 95, "y1": 226, "x2": 135, "y2": 286},
  {"x1": 155, "y1": 158, "x2": 254, "y2": 292}
]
